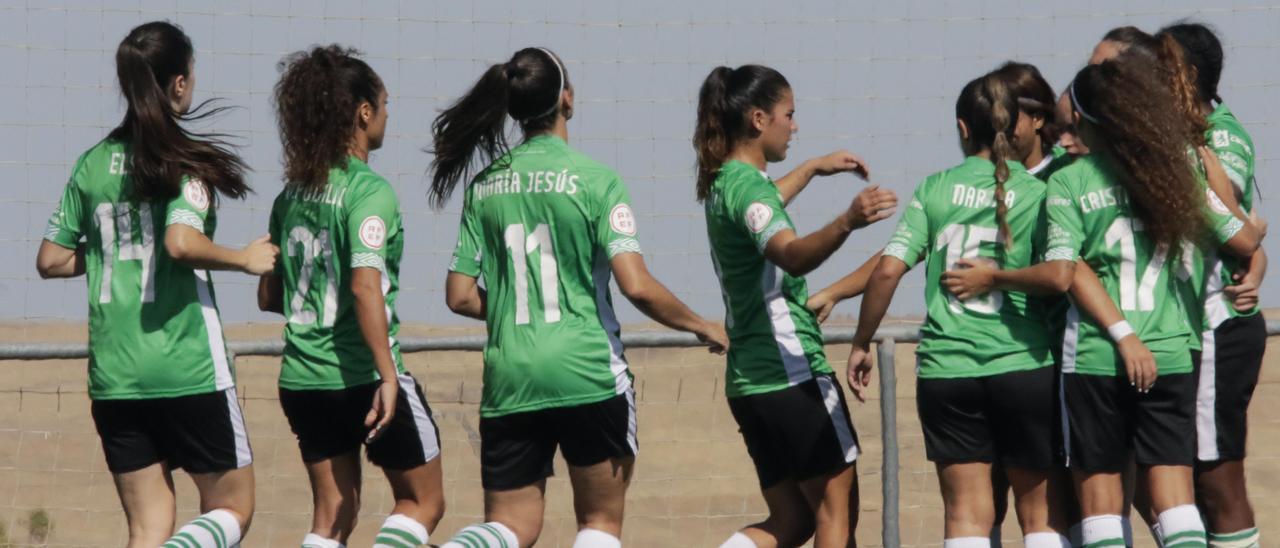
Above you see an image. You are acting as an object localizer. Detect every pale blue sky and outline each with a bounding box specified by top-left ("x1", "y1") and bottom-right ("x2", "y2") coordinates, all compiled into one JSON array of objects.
[{"x1": 3, "y1": 0, "x2": 1277, "y2": 326}]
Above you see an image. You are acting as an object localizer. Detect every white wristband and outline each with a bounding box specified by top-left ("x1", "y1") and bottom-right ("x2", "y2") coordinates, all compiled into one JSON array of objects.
[{"x1": 1107, "y1": 320, "x2": 1134, "y2": 342}]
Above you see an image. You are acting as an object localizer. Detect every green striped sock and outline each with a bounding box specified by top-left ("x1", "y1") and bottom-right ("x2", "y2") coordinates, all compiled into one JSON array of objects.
[
  {"x1": 1209, "y1": 527, "x2": 1259, "y2": 548},
  {"x1": 439, "y1": 522, "x2": 519, "y2": 548},
  {"x1": 162, "y1": 509, "x2": 241, "y2": 548},
  {"x1": 372, "y1": 514, "x2": 429, "y2": 548}
]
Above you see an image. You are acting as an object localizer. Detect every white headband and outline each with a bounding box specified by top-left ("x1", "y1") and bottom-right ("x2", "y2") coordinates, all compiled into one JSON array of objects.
[
  {"x1": 528, "y1": 47, "x2": 564, "y2": 120},
  {"x1": 1069, "y1": 80, "x2": 1100, "y2": 125}
]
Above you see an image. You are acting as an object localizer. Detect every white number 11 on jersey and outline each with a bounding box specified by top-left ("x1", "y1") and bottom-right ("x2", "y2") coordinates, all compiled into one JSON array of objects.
[{"x1": 504, "y1": 223, "x2": 561, "y2": 325}]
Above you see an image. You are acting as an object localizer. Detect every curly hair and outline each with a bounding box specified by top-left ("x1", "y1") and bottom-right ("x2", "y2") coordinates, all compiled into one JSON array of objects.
[
  {"x1": 1071, "y1": 58, "x2": 1207, "y2": 249},
  {"x1": 273, "y1": 45, "x2": 383, "y2": 191}
]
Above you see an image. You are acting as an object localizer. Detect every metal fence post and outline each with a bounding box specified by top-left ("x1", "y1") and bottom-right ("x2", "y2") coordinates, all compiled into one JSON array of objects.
[{"x1": 877, "y1": 337, "x2": 899, "y2": 547}]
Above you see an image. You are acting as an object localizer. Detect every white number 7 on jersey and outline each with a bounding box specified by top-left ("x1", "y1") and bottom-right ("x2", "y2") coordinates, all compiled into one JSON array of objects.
[{"x1": 504, "y1": 223, "x2": 561, "y2": 325}]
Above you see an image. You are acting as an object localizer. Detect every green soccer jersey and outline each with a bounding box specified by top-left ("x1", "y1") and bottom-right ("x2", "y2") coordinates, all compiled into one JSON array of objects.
[
  {"x1": 43, "y1": 138, "x2": 235, "y2": 400},
  {"x1": 1174, "y1": 163, "x2": 1248, "y2": 337},
  {"x1": 1030, "y1": 145, "x2": 1074, "y2": 182},
  {"x1": 449, "y1": 135, "x2": 640, "y2": 418},
  {"x1": 704, "y1": 160, "x2": 832, "y2": 398},
  {"x1": 270, "y1": 157, "x2": 406, "y2": 391},
  {"x1": 1043, "y1": 155, "x2": 1200, "y2": 375},
  {"x1": 884, "y1": 156, "x2": 1054, "y2": 378},
  {"x1": 1203, "y1": 103, "x2": 1259, "y2": 323}
]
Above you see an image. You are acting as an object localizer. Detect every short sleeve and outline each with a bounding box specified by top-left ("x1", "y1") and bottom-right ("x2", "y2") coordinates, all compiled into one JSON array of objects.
[
  {"x1": 1042, "y1": 176, "x2": 1084, "y2": 262},
  {"x1": 728, "y1": 174, "x2": 793, "y2": 252},
  {"x1": 597, "y1": 175, "x2": 643, "y2": 258},
  {"x1": 348, "y1": 182, "x2": 400, "y2": 271},
  {"x1": 165, "y1": 178, "x2": 213, "y2": 233},
  {"x1": 44, "y1": 174, "x2": 85, "y2": 249},
  {"x1": 1203, "y1": 186, "x2": 1244, "y2": 246},
  {"x1": 1208, "y1": 128, "x2": 1252, "y2": 193},
  {"x1": 449, "y1": 189, "x2": 483, "y2": 277},
  {"x1": 882, "y1": 184, "x2": 929, "y2": 268}
]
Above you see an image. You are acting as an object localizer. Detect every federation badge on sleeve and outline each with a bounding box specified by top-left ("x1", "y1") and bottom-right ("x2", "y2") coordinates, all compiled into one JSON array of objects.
[
  {"x1": 359, "y1": 216, "x2": 387, "y2": 249},
  {"x1": 745, "y1": 202, "x2": 773, "y2": 234},
  {"x1": 609, "y1": 204, "x2": 637, "y2": 236},
  {"x1": 184, "y1": 179, "x2": 210, "y2": 212}
]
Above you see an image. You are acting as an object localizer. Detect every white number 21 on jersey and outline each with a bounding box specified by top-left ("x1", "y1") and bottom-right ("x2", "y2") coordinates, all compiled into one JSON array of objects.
[{"x1": 505, "y1": 223, "x2": 561, "y2": 325}]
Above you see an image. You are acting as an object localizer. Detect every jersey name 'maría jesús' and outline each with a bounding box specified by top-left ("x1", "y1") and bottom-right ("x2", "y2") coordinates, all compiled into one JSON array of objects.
[
  {"x1": 44, "y1": 138, "x2": 234, "y2": 399},
  {"x1": 449, "y1": 135, "x2": 642, "y2": 418},
  {"x1": 1044, "y1": 154, "x2": 1209, "y2": 375},
  {"x1": 704, "y1": 160, "x2": 831, "y2": 398},
  {"x1": 1202, "y1": 103, "x2": 1259, "y2": 324},
  {"x1": 270, "y1": 157, "x2": 406, "y2": 390},
  {"x1": 884, "y1": 156, "x2": 1054, "y2": 379}
]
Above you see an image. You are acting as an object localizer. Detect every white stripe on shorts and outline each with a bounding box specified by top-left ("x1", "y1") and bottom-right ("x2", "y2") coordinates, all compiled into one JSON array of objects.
[
  {"x1": 815, "y1": 376, "x2": 859, "y2": 463},
  {"x1": 397, "y1": 373, "x2": 441, "y2": 462},
  {"x1": 1196, "y1": 329, "x2": 1219, "y2": 461},
  {"x1": 224, "y1": 388, "x2": 252, "y2": 468},
  {"x1": 624, "y1": 388, "x2": 638, "y2": 454}
]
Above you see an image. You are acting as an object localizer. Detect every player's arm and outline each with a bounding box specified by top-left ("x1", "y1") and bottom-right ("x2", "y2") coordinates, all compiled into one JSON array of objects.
[
  {"x1": 165, "y1": 226, "x2": 278, "y2": 274},
  {"x1": 1069, "y1": 260, "x2": 1156, "y2": 391},
  {"x1": 445, "y1": 272, "x2": 486, "y2": 320},
  {"x1": 611, "y1": 253, "x2": 727, "y2": 354},
  {"x1": 1225, "y1": 248, "x2": 1267, "y2": 312},
  {"x1": 844, "y1": 255, "x2": 910, "y2": 402},
  {"x1": 1200, "y1": 146, "x2": 1263, "y2": 255},
  {"x1": 765, "y1": 185, "x2": 897, "y2": 276},
  {"x1": 775, "y1": 150, "x2": 870, "y2": 205},
  {"x1": 941, "y1": 259, "x2": 1074, "y2": 299},
  {"x1": 36, "y1": 240, "x2": 85, "y2": 279},
  {"x1": 807, "y1": 250, "x2": 883, "y2": 323},
  {"x1": 351, "y1": 266, "x2": 399, "y2": 441},
  {"x1": 257, "y1": 273, "x2": 283, "y2": 314}
]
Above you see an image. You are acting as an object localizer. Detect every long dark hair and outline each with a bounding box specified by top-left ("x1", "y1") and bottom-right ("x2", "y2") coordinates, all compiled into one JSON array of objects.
[
  {"x1": 1069, "y1": 58, "x2": 1207, "y2": 249},
  {"x1": 1100, "y1": 26, "x2": 1206, "y2": 140},
  {"x1": 955, "y1": 71, "x2": 1019, "y2": 247},
  {"x1": 427, "y1": 47, "x2": 568, "y2": 208},
  {"x1": 107, "y1": 21, "x2": 248, "y2": 203},
  {"x1": 995, "y1": 62, "x2": 1058, "y2": 157},
  {"x1": 1159, "y1": 22, "x2": 1224, "y2": 105},
  {"x1": 692, "y1": 65, "x2": 791, "y2": 201},
  {"x1": 274, "y1": 45, "x2": 383, "y2": 192}
]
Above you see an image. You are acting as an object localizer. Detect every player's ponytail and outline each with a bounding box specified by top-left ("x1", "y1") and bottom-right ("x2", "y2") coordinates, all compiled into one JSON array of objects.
[
  {"x1": 110, "y1": 21, "x2": 248, "y2": 203},
  {"x1": 1156, "y1": 32, "x2": 1208, "y2": 139},
  {"x1": 693, "y1": 65, "x2": 790, "y2": 202},
  {"x1": 274, "y1": 45, "x2": 383, "y2": 193},
  {"x1": 955, "y1": 71, "x2": 1019, "y2": 249},
  {"x1": 428, "y1": 47, "x2": 569, "y2": 208},
  {"x1": 1069, "y1": 58, "x2": 1207, "y2": 250},
  {"x1": 1159, "y1": 22, "x2": 1225, "y2": 105}
]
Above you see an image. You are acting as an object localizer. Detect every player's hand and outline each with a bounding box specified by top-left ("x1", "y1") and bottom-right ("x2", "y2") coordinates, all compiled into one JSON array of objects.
[
  {"x1": 845, "y1": 185, "x2": 898, "y2": 229},
  {"x1": 696, "y1": 320, "x2": 729, "y2": 355},
  {"x1": 241, "y1": 234, "x2": 280, "y2": 276},
  {"x1": 813, "y1": 150, "x2": 870, "y2": 180},
  {"x1": 1117, "y1": 335, "x2": 1157, "y2": 393},
  {"x1": 846, "y1": 344, "x2": 874, "y2": 402},
  {"x1": 1225, "y1": 272, "x2": 1261, "y2": 312},
  {"x1": 806, "y1": 289, "x2": 838, "y2": 323},
  {"x1": 365, "y1": 379, "x2": 399, "y2": 443},
  {"x1": 941, "y1": 257, "x2": 998, "y2": 301}
]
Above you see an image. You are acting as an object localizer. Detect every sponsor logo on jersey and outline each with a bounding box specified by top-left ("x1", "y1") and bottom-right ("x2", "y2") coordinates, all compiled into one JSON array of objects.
[
  {"x1": 745, "y1": 202, "x2": 773, "y2": 233},
  {"x1": 184, "y1": 180, "x2": 210, "y2": 212},
  {"x1": 1212, "y1": 130, "x2": 1230, "y2": 149},
  {"x1": 609, "y1": 204, "x2": 637, "y2": 236},
  {"x1": 359, "y1": 216, "x2": 387, "y2": 249},
  {"x1": 1206, "y1": 188, "x2": 1231, "y2": 215}
]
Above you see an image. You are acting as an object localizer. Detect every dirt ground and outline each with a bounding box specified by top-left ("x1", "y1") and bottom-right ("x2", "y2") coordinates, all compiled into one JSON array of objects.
[{"x1": 1, "y1": 318, "x2": 1276, "y2": 547}]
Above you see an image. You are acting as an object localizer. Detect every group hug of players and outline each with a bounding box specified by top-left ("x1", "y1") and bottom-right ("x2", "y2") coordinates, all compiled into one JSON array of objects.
[{"x1": 32, "y1": 16, "x2": 1265, "y2": 548}]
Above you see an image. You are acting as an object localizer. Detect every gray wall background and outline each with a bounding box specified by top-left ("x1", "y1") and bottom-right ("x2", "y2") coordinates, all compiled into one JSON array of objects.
[{"x1": 3, "y1": 0, "x2": 1277, "y2": 328}]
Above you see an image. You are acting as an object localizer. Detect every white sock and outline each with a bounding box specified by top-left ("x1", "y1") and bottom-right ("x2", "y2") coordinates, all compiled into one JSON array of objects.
[
  {"x1": 161, "y1": 509, "x2": 243, "y2": 548},
  {"x1": 942, "y1": 537, "x2": 991, "y2": 548},
  {"x1": 1024, "y1": 531, "x2": 1072, "y2": 547},
  {"x1": 1158, "y1": 505, "x2": 1207, "y2": 547},
  {"x1": 1209, "y1": 527, "x2": 1260, "y2": 548},
  {"x1": 573, "y1": 528, "x2": 621, "y2": 548},
  {"x1": 440, "y1": 522, "x2": 520, "y2": 548},
  {"x1": 374, "y1": 514, "x2": 429, "y2": 548},
  {"x1": 719, "y1": 531, "x2": 758, "y2": 548},
  {"x1": 1082, "y1": 515, "x2": 1125, "y2": 547},
  {"x1": 302, "y1": 533, "x2": 344, "y2": 548}
]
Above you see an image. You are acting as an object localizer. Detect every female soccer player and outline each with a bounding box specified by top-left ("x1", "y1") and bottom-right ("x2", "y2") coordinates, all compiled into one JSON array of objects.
[
  {"x1": 257, "y1": 46, "x2": 443, "y2": 548},
  {"x1": 995, "y1": 62, "x2": 1069, "y2": 181},
  {"x1": 35, "y1": 21, "x2": 271, "y2": 548},
  {"x1": 945, "y1": 57, "x2": 1259, "y2": 548},
  {"x1": 848, "y1": 70, "x2": 1071, "y2": 548},
  {"x1": 1162, "y1": 22, "x2": 1268, "y2": 547},
  {"x1": 694, "y1": 64, "x2": 896, "y2": 548},
  {"x1": 428, "y1": 47, "x2": 728, "y2": 548}
]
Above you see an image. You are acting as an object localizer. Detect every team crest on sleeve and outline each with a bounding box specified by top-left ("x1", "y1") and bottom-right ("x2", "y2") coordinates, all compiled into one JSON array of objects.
[
  {"x1": 745, "y1": 202, "x2": 773, "y2": 234},
  {"x1": 183, "y1": 179, "x2": 210, "y2": 212},
  {"x1": 609, "y1": 204, "x2": 637, "y2": 236},
  {"x1": 1206, "y1": 188, "x2": 1231, "y2": 215},
  {"x1": 359, "y1": 216, "x2": 387, "y2": 249}
]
